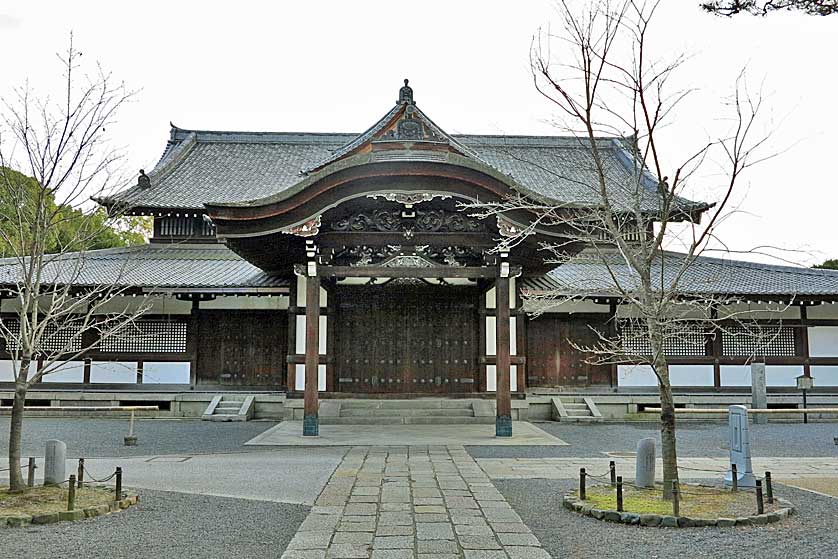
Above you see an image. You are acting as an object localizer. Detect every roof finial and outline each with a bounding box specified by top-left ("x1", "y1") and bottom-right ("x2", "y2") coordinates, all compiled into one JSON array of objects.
[
  {"x1": 398, "y1": 79, "x2": 414, "y2": 105},
  {"x1": 138, "y1": 169, "x2": 151, "y2": 189}
]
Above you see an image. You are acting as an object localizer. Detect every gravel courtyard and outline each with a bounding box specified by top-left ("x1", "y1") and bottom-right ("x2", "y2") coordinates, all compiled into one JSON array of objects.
[{"x1": 2, "y1": 419, "x2": 838, "y2": 558}]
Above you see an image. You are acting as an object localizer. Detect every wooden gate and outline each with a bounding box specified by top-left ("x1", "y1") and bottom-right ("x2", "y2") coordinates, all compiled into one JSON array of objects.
[
  {"x1": 335, "y1": 285, "x2": 479, "y2": 393},
  {"x1": 196, "y1": 310, "x2": 287, "y2": 387},
  {"x1": 527, "y1": 315, "x2": 611, "y2": 387}
]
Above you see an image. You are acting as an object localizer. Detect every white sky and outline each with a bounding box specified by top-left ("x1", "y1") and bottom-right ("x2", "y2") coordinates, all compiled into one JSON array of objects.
[{"x1": 0, "y1": 0, "x2": 835, "y2": 266}]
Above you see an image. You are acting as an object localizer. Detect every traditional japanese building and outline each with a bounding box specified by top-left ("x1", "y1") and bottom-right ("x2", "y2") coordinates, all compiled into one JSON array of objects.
[{"x1": 2, "y1": 81, "x2": 838, "y2": 433}]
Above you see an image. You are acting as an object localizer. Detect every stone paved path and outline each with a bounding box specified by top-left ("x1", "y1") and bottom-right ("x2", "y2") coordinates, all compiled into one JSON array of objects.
[
  {"x1": 477, "y1": 456, "x2": 838, "y2": 480},
  {"x1": 281, "y1": 446, "x2": 549, "y2": 559}
]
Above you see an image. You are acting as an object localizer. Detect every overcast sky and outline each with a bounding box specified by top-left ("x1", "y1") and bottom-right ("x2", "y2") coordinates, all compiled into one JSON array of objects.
[{"x1": 0, "y1": 1, "x2": 835, "y2": 265}]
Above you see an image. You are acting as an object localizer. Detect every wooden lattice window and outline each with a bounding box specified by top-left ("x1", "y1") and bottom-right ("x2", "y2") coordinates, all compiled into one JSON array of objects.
[
  {"x1": 99, "y1": 320, "x2": 188, "y2": 353},
  {"x1": 721, "y1": 326, "x2": 795, "y2": 357},
  {"x1": 0, "y1": 318, "x2": 83, "y2": 354},
  {"x1": 619, "y1": 320, "x2": 707, "y2": 357}
]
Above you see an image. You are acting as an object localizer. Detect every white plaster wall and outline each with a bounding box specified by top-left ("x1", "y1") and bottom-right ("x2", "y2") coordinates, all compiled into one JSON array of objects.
[
  {"x1": 485, "y1": 278, "x2": 516, "y2": 310},
  {"x1": 617, "y1": 364, "x2": 714, "y2": 387},
  {"x1": 93, "y1": 296, "x2": 193, "y2": 315},
  {"x1": 532, "y1": 300, "x2": 610, "y2": 314},
  {"x1": 485, "y1": 317, "x2": 517, "y2": 356},
  {"x1": 485, "y1": 365, "x2": 518, "y2": 392},
  {"x1": 808, "y1": 326, "x2": 838, "y2": 357},
  {"x1": 200, "y1": 295, "x2": 288, "y2": 310},
  {"x1": 808, "y1": 303, "x2": 838, "y2": 320},
  {"x1": 295, "y1": 315, "x2": 327, "y2": 355},
  {"x1": 718, "y1": 303, "x2": 801, "y2": 320},
  {"x1": 90, "y1": 361, "x2": 138, "y2": 383},
  {"x1": 41, "y1": 361, "x2": 85, "y2": 383},
  {"x1": 810, "y1": 365, "x2": 838, "y2": 386},
  {"x1": 720, "y1": 364, "x2": 803, "y2": 387},
  {"x1": 294, "y1": 364, "x2": 326, "y2": 391},
  {"x1": 0, "y1": 360, "x2": 17, "y2": 382},
  {"x1": 295, "y1": 276, "x2": 328, "y2": 307},
  {"x1": 142, "y1": 362, "x2": 191, "y2": 384}
]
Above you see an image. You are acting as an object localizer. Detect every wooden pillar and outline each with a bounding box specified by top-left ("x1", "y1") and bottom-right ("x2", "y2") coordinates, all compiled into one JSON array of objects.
[
  {"x1": 495, "y1": 270, "x2": 512, "y2": 437},
  {"x1": 303, "y1": 270, "x2": 320, "y2": 436}
]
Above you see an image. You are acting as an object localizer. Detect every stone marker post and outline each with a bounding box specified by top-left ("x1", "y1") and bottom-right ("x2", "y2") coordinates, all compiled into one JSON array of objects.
[
  {"x1": 751, "y1": 362, "x2": 768, "y2": 425},
  {"x1": 724, "y1": 405, "x2": 757, "y2": 488},
  {"x1": 44, "y1": 440, "x2": 66, "y2": 486},
  {"x1": 636, "y1": 437, "x2": 656, "y2": 488}
]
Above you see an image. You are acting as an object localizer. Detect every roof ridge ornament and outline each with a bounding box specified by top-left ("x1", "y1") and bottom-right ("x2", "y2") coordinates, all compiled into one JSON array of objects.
[{"x1": 398, "y1": 79, "x2": 414, "y2": 105}]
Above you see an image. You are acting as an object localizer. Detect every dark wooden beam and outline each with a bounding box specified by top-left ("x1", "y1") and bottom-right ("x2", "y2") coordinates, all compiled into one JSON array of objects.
[
  {"x1": 303, "y1": 273, "x2": 320, "y2": 436},
  {"x1": 496, "y1": 273, "x2": 512, "y2": 437}
]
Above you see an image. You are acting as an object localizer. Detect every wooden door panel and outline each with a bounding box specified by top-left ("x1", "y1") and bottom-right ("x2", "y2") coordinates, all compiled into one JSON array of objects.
[
  {"x1": 527, "y1": 315, "x2": 610, "y2": 387},
  {"x1": 335, "y1": 285, "x2": 478, "y2": 393},
  {"x1": 196, "y1": 310, "x2": 287, "y2": 387}
]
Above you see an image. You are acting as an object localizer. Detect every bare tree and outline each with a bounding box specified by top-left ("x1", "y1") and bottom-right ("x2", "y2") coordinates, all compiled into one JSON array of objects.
[
  {"x1": 702, "y1": 1, "x2": 838, "y2": 16},
  {"x1": 467, "y1": 0, "x2": 774, "y2": 498},
  {"x1": 0, "y1": 37, "x2": 151, "y2": 492}
]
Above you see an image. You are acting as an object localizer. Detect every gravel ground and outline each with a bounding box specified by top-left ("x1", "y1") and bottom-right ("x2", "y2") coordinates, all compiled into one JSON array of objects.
[
  {"x1": 0, "y1": 418, "x2": 278, "y2": 458},
  {"x1": 497, "y1": 478, "x2": 838, "y2": 559},
  {"x1": 467, "y1": 422, "x2": 838, "y2": 459},
  {"x1": 1, "y1": 488, "x2": 308, "y2": 559}
]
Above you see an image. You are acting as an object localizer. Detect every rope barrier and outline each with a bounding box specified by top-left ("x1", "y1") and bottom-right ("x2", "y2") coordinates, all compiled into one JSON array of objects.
[{"x1": 81, "y1": 464, "x2": 117, "y2": 484}]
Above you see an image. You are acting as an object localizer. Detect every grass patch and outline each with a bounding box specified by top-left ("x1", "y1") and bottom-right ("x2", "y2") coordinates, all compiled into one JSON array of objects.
[
  {"x1": 582, "y1": 483, "x2": 780, "y2": 518},
  {"x1": 0, "y1": 485, "x2": 114, "y2": 516}
]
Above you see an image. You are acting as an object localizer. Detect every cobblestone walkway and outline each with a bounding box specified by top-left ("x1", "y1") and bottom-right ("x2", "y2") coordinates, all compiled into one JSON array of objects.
[{"x1": 281, "y1": 446, "x2": 549, "y2": 559}]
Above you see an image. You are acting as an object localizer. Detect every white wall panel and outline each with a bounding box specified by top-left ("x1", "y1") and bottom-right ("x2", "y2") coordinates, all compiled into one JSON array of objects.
[
  {"x1": 295, "y1": 315, "x2": 327, "y2": 355},
  {"x1": 486, "y1": 317, "x2": 516, "y2": 356},
  {"x1": 808, "y1": 303, "x2": 838, "y2": 320},
  {"x1": 294, "y1": 364, "x2": 326, "y2": 391},
  {"x1": 808, "y1": 326, "x2": 838, "y2": 357},
  {"x1": 90, "y1": 361, "x2": 137, "y2": 383},
  {"x1": 810, "y1": 366, "x2": 838, "y2": 386},
  {"x1": 766, "y1": 365, "x2": 804, "y2": 387},
  {"x1": 143, "y1": 362, "x2": 191, "y2": 384},
  {"x1": 41, "y1": 361, "x2": 85, "y2": 383},
  {"x1": 618, "y1": 364, "x2": 713, "y2": 387},
  {"x1": 720, "y1": 365, "x2": 751, "y2": 387},
  {"x1": 486, "y1": 365, "x2": 518, "y2": 392},
  {"x1": 200, "y1": 296, "x2": 288, "y2": 310},
  {"x1": 0, "y1": 360, "x2": 16, "y2": 382}
]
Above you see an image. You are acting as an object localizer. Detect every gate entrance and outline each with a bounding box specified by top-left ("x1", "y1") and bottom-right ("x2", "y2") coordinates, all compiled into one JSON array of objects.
[{"x1": 334, "y1": 284, "x2": 479, "y2": 393}]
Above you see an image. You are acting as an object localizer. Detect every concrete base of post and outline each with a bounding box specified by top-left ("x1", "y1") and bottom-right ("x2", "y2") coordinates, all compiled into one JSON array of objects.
[
  {"x1": 303, "y1": 413, "x2": 319, "y2": 437},
  {"x1": 495, "y1": 415, "x2": 512, "y2": 437},
  {"x1": 123, "y1": 436, "x2": 138, "y2": 446}
]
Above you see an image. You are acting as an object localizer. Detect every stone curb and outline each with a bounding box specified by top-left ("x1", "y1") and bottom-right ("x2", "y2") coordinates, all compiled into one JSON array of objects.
[
  {"x1": 562, "y1": 493, "x2": 795, "y2": 528},
  {"x1": 1, "y1": 490, "x2": 139, "y2": 529}
]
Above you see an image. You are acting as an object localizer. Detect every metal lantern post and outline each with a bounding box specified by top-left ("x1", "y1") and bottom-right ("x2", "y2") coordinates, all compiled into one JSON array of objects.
[{"x1": 796, "y1": 374, "x2": 815, "y2": 424}]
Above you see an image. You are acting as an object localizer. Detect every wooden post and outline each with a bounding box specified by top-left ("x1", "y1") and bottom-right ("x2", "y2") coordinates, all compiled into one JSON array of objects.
[
  {"x1": 496, "y1": 269, "x2": 512, "y2": 437},
  {"x1": 303, "y1": 270, "x2": 320, "y2": 437}
]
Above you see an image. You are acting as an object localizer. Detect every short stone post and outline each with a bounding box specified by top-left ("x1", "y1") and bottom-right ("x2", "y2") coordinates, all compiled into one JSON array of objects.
[
  {"x1": 115, "y1": 467, "x2": 123, "y2": 501},
  {"x1": 68, "y1": 475, "x2": 76, "y2": 511},
  {"x1": 44, "y1": 440, "x2": 66, "y2": 486},
  {"x1": 27, "y1": 457, "x2": 36, "y2": 487},
  {"x1": 755, "y1": 479, "x2": 764, "y2": 515},
  {"x1": 751, "y1": 362, "x2": 768, "y2": 424},
  {"x1": 635, "y1": 437, "x2": 656, "y2": 488},
  {"x1": 765, "y1": 471, "x2": 774, "y2": 504},
  {"x1": 725, "y1": 405, "x2": 757, "y2": 488},
  {"x1": 124, "y1": 410, "x2": 138, "y2": 446}
]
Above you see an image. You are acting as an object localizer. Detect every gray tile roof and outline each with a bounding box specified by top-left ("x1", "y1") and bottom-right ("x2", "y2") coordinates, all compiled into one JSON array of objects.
[
  {"x1": 101, "y1": 120, "x2": 704, "y2": 214},
  {"x1": 522, "y1": 249, "x2": 838, "y2": 298},
  {"x1": 0, "y1": 243, "x2": 288, "y2": 291}
]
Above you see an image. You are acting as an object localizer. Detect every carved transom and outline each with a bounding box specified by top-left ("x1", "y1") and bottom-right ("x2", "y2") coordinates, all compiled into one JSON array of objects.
[
  {"x1": 330, "y1": 209, "x2": 483, "y2": 234},
  {"x1": 333, "y1": 245, "x2": 481, "y2": 268}
]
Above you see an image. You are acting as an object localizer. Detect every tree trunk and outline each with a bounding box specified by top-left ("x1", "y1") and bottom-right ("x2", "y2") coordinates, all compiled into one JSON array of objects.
[
  {"x1": 657, "y1": 357, "x2": 679, "y2": 500},
  {"x1": 647, "y1": 320, "x2": 679, "y2": 500},
  {"x1": 7, "y1": 359, "x2": 30, "y2": 492}
]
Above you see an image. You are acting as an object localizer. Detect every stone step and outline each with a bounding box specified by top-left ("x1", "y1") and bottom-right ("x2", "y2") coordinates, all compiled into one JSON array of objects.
[
  {"x1": 338, "y1": 400, "x2": 473, "y2": 410},
  {"x1": 320, "y1": 415, "x2": 495, "y2": 426},
  {"x1": 340, "y1": 408, "x2": 474, "y2": 417},
  {"x1": 208, "y1": 413, "x2": 246, "y2": 422}
]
